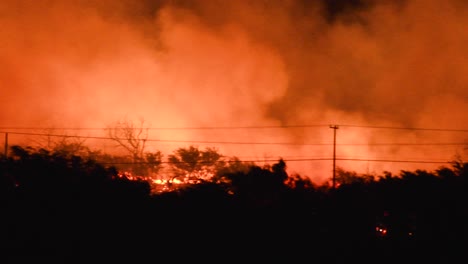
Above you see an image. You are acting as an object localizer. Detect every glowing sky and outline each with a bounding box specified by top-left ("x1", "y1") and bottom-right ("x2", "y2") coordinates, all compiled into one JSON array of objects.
[{"x1": 1, "y1": 0, "x2": 467, "y2": 183}]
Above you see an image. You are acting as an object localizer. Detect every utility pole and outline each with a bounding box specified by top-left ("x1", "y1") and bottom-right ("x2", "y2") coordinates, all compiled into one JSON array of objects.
[
  {"x1": 330, "y1": 125, "x2": 339, "y2": 189},
  {"x1": 4, "y1": 132, "x2": 8, "y2": 158}
]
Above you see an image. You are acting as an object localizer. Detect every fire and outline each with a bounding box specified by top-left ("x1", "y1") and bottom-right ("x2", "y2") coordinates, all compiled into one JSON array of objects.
[
  {"x1": 0, "y1": 0, "x2": 466, "y2": 184},
  {"x1": 151, "y1": 178, "x2": 183, "y2": 185},
  {"x1": 116, "y1": 171, "x2": 204, "y2": 193},
  {"x1": 376, "y1": 226, "x2": 388, "y2": 236}
]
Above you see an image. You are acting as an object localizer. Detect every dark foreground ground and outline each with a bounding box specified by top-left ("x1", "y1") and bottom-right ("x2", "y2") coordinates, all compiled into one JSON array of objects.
[
  {"x1": 1, "y1": 150, "x2": 465, "y2": 263},
  {"x1": 2, "y1": 196, "x2": 464, "y2": 264}
]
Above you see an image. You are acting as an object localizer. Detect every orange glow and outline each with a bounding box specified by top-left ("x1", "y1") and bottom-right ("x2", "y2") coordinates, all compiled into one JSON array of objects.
[
  {"x1": 116, "y1": 171, "x2": 188, "y2": 193},
  {"x1": 376, "y1": 226, "x2": 388, "y2": 236},
  {"x1": 0, "y1": 0, "x2": 467, "y2": 185}
]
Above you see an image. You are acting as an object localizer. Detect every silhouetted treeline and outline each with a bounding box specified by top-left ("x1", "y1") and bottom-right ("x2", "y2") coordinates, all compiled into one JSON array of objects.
[{"x1": 0, "y1": 146, "x2": 466, "y2": 263}]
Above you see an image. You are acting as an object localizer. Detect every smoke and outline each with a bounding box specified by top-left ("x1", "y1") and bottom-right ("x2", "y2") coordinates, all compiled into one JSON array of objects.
[{"x1": 1, "y1": 0, "x2": 467, "y2": 183}]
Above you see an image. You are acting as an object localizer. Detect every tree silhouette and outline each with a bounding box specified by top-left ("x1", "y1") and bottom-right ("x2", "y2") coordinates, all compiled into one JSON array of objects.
[
  {"x1": 1, "y1": 142, "x2": 466, "y2": 262},
  {"x1": 167, "y1": 145, "x2": 223, "y2": 183},
  {"x1": 106, "y1": 118, "x2": 162, "y2": 176},
  {"x1": 335, "y1": 166, "x2": 375, "y2": 186},
  {"x1": 220, "y1": 159, "x2": 291, "y2": 209}
]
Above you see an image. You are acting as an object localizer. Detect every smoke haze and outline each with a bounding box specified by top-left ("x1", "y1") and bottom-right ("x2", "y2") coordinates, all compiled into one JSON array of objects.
[{"x1": 1, "y1": 0, "x2": 467, "y2": 183}]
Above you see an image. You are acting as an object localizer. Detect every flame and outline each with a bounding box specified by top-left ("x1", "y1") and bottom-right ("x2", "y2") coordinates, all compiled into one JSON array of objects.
[
  {"x1": 376, "y1": 226, "x2": 388, "y2": 236},
  {"x1": 116, "y1": 170, "x2": 207, "y2": 193}
]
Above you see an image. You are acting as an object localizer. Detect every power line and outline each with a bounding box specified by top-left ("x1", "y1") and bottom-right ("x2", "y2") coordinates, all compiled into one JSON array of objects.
[
  {"x1": 0, "y1": 127, "x2": 107, "y2": 131},
  {"x1": 337, "y1": 158, "x2": 451, "y2": 164},
  {"x1": 99, "y1": 157, "x2": 452, "y2": 165},
  {"x1": 0, "y1": 125, "x2": 328, "y2": 130},
  {"x1": 1, "y1": 124, "x2": 467, "y2": 132},
  {"x1": 101, "y1": 158, "x2": 333, "y2": 165},
  {"x1": 2, "y1": 130, "x2": 456, "y2": 164},
  {"x1": 347, "y1": 143, "x2": 466, "y2": 146},
  {"x1": 339, "y1": 124, "x2": 468, "y2": 132},
  {"x1": 0, "y1": 132, "x2": 116, "y2": 141},
  {"x1": 1, "y1": 131, "x2": 466, "y2": 146}
]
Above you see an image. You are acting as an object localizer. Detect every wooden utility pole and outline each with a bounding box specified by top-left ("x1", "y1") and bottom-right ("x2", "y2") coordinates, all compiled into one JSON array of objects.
[
  {"x1": 330, "y1": 125, "x2": 339, "y2": 189},
  {"x1": 4, "y1": 132, "x2": 8, "y2": 158}
]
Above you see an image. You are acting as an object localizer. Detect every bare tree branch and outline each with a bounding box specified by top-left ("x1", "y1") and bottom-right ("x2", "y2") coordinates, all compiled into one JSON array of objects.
[{"x1": 106, "y1": 118, "x2": 148, "y2": 162}]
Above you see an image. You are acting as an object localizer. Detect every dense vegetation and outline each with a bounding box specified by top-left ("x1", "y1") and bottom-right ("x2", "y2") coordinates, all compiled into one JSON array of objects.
[{"x1": 0, "y1": 145, "x2": 466, "y2": 263}]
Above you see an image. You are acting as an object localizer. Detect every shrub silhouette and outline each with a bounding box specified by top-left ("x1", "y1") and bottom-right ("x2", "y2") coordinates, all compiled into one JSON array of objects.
[{"x1": 1, "y1": 146, "x2": 466, "y2": 263}]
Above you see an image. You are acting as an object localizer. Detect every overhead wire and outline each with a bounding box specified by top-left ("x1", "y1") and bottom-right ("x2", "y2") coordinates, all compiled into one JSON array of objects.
[
  {"x1": 1, "y1": 125, "x2": 464, "y2": 166},
  {"x1": 0, "y1": 131, "x2": 466, "y2": 146},
  {"x1": 1, "y1": 123, "x2": 468, "y2": 132},
  {"x1": 99, "y1": 157, "x2": 452, "y2": 165},
  {"x1": 339, "y1": 124, "x2": 468, "y2": 132}
]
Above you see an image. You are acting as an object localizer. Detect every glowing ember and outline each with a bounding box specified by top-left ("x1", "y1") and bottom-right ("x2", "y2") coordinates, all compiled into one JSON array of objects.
[
  {"x1": 116, "y1": 170, "x2": 198, "y2": 193},
  {"x1": 376, "y1": 226, "x2": 388, "y2": 236}
]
